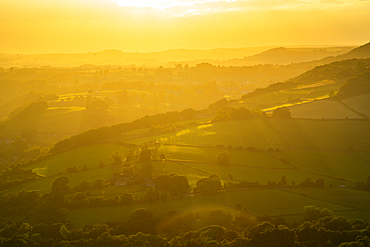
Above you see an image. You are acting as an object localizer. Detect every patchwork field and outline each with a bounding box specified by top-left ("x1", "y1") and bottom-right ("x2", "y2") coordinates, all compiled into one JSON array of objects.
[
  {"x1": 129, "y1": 118, "x2": 370, "y2": 151},
  {"x1": 274, "y1": 151, "x2": 370, "y2": 182},
  {"x1": 7, "y1": 168, "x2": 116, "y2": 194},
  {"x1": 289, "y1": 99, "x2": 363, "y2": 119},
  {"x1": 8, "y1": 117, "x2": 370, "y2": 226},
  {"x1": 29, "y1": 143, "x2": 130, "y2": 176},
  {"x1": 203, "y1": 189, "x2": 351, "y2": 217},
  {"x1": 68, "y1": 196, "x2": 240, "y2": 227}
]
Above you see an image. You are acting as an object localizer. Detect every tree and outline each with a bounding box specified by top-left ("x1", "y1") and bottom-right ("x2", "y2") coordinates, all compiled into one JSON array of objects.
[
  {"x1": 216, "y1": 152, "x2": 230, "y2": 166},
  {"x1": 51, "y1": 177, "x2": 70, "y2": 194},
  {"x1": 75, "y1": 178, "x2": 91, "y2": 192},
  {"x1": 281, "y1": 175, "x2": 287, "y2": 186},
  {"x1": 120, "y1": 193, "x2": 134, "y2": 205},
  {"x1": 129, "y1": 208, "x2": 153, "y2": 233},
  {"x1": 315, "y1": 178, "x2": 325, "y2": 188},
  {"x1": 143, "y1": 187, "x2": 159, "y2": 203},
  {"x1": 141, "y1": 162, "x2": 153, "y2": 178},
  {"x1": 195, "y1": 174, "x2": 223, "y2": 194},
  {"x1": 272, "y1": 107, "x2": 291, "y2": 118},
  {"x1": 303, "y1": 205, "x2": 333, "y2": 221},
  {"x1": 139, "y1": 149, "x2": 152, "y2": 162},
  {"x1": 111, "y1": 152, "x2": 122, "y2": 165}
]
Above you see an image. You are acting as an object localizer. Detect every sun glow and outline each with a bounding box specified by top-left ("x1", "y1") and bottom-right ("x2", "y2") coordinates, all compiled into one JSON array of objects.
[
  {"x1": 110, "y1": 0, "x2": 238, "y2": 16},
  {"x1": 112, "y1": 0, "x2": 178, "y2": 9}
]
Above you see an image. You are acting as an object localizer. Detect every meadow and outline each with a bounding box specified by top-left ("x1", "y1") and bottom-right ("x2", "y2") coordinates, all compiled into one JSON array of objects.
[
  {"x1": 68, "y1": 195, "x2": 240, "y2": 227},
  {"x1": 8, "y1": 116, "x2": 370, "y2": 226},
  {"x1": 29, "y1": 143, "x2": 130, "y2": 177},
  {"x1": 274, "y1": 151, "x2": 370, "y2": 182},
  {"x1": 203, "y1": 188, "x2": 351, "y2": 217},
  {"x1": 7, "y1": 168, "x2": 115, "y2": 194}
]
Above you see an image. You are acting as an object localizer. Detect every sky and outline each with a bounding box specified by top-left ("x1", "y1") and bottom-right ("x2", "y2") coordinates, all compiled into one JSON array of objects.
[{"x1": 0, "y1": 0, "x2": 370, "y2": 53}]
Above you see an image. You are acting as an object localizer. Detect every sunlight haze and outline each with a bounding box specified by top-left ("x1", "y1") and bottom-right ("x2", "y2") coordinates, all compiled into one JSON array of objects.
[{"x1": 0, "y1": 0, "x2": 369, "y2": 53}]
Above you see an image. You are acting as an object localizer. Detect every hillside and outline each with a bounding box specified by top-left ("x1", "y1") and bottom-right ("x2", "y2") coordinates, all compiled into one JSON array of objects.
[
  {"x1": 0, "y1": 47, "x2": 272, "y2": 68},
  {"x1": 337, "y1": 42, "x2": 370, "y2": 60},
  {"x1": 237, "y1": 52, "x2": 370, "y2": 118},
  {"x1": 228, "y1": 46, "x2": 353, "y2": 65}
]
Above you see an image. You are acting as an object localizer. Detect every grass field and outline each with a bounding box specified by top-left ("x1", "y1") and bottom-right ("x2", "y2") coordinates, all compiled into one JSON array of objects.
[
  {"x1": 275, "y1": 151, "x2": 370, "y2": 182},
  {"x1": 289, "y1": 99, "x2": 364, "y2": 119},
  {"x1": 130, "y1": 118, "x2": 370, "y2": 152},
  {"x1": 7, "y1": 117, "x2": 369, "y2": 226},
  {"x1": 68, "y1": 196, "x2": 240, "y2": 227},
  {"x1": 133, "y1": 119, "x2": 286, "y2": 149},
  {"x1": 180, "y1": 161, "x2": 353, "y2": 187},
  {"x1": 68, "y1": 187, "x2": 365, "y2": 227},
  {"x1": 285, "y1": 187, "x2": 370, "y2": 211},
  {"x1": 158, "y1": 145, "x2": 290, "y2": 168},
  {"x1": 29, "y1": 143, "x2": 130, "y2": 177},
  {"x1": 264, "y1": 118, "x2": 370, "y2": 151},
  {"x1": 147, "y1": 160, "x2": 210, "y2": 186},
  {"x1": 204, "y1": 189, "x2": 351, "y2": 218},
  {"x1": 7, "y1": 168, "x2": 116, "y2": 194}
]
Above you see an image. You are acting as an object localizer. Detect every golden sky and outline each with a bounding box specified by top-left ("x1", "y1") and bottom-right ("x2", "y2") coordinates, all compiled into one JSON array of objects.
[{"x1": 1, "y1": 0, "x2": 370, "y2": 53}]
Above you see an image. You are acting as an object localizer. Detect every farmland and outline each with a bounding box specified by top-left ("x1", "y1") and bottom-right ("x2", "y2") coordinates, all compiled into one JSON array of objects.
[
  {"x1": 28, "y1": 143, "x2": 130, "y2": 177},
  {"x1": 13, "y1": 116, "x2": 368, "y2": 224},
  {"x1": 130, "y1": 118, "x2": 370, "y2": 151}
]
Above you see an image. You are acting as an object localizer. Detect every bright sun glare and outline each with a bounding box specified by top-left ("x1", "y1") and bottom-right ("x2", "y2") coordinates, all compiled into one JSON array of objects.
[{"x1": 111, "y1": 0, "x2": 180, "y2": 10}]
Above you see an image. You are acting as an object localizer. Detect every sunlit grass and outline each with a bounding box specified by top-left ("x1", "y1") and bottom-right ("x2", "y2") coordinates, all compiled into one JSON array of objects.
[
  {"x1": 275, "y1": 151, "x2": 370, "y2": 182},
  {"x1": 6, "y1": 169, "x2": 116, "y2": 194},
  {"x1": 68, "y1": 195, "x2": 240, "y2": 227},
  {"x1": 29, "y1": 143, "x2": 130, "y2": 176},
  {"x1": 145, "y1": 119, "x2": 286, "y2": 149},
  {"x1": 204, "y1": 189, "x2": 351, "y2": 217}
]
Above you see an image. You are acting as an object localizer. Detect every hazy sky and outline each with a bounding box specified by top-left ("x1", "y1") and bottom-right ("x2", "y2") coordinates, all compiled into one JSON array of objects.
[{"x1": 1, "y1": 0, "x2": 370, "y2": 53}]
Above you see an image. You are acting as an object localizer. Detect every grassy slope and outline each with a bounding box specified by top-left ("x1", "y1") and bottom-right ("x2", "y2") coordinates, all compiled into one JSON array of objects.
[
  {"x1": 204, "y1": 189, "x2": 350, "y2": 217},
  {"x1": 289, "y1": 99, "x2": 363, "y2": 119},
  {"x1": 68, "y1": 196, "x2": 240, "y2": 227},
  {"x1": 264, "y1": 118, "x2": 370, "y2": 151},
  {"x1": 133, "y1": 119, "x2": 286, "y2": 149},
  {"x1": 131, "y1": 118, "x2": 370, "y2": 151},
  {"x1": 29, "y1": 143, "x2": 130, "y2": 176},
  {"x1": 275, "y1": 151, "x2": 370, "y2": 182},
  {"x1": 6, "y1": 168, "x2": 115, "y2": 194},
  {"x1": 7, "y1": 118, "x2": 370, "y2": 225}
]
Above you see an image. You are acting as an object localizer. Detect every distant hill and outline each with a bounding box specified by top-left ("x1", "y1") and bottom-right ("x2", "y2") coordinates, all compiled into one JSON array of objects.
[
  {"x1": 228, "y1": 47, "x2": 353, "y2": 65},
  {"x1": 338, "y1": 42, "x2": 370, "y2": 59},
  {"x1": 0, "y1": 47, "x2": 272, "y2": 68}
]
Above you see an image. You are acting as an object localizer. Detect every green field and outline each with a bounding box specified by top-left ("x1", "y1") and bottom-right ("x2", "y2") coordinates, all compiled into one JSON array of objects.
[
  {"x1": 147, "y1": 160, "x2": 210, "y2": 186},
  {"x1": 133, "y1": 119, "x2": 286, "y2": 149},
  {"x1": 130, "y1": 118, "x2": 370, "y2": 151},
  {"x1": 263, "y1": 118, "x2": 370, "y2": 151},
  {"x1": 275, "y1": 151, "x2": 370, "y2": 182},
  {"x1": 158, "y1": 145, "x2": 289, "y2": 168},
  {"x1": 286, "y1": 187, "x2": 370, "y2": 211},
  {"x1": 29, "y1": 143, "x2": 130, "y2": 176},
  {"x1": 68, "y1": 196, "x2": 240, "y2": 227},
  {"x1": 204, "y1": 189, "x2": 351, "y2": 218},
  {"x1": 7, "y1": 168, "x2": 116, "y2": 194},
  {"x1": 6, "y1": 117, "x2": 370, "y2": 226}
]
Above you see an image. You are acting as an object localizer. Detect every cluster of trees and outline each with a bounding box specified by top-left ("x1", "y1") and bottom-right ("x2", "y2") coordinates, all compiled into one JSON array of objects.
[
  {"x1": 0, "y1": 164, "x2": 38, "y2": 190},
  {"x1": 241, "y1": 58, "x2": 370, "y2": 102},
  {"x1": 7, "y1": 101, "x2": 48, "y2": 121},
  {"x1": 211, "y1": 105, "x2": 291, "y2": 123},
  {"x1": 154, "y1": 174, "x2": 189, "y2": 197},
  {"x1": 194, "y1": 174, "x2": 223, "y2": 194},
  {"x1": 50, "y1": 108, "x2": 200, "y2": 154},
  {"x1": 85, "y1": 97, "x2": 110, "y2": 111},
  {"x1": 212, "y1": 106, "x2": 266, "y2": 123},
  {"x1": 354, "y1": 176, "x2": 370, "y2": 192},
  {"x1": 334, "y1": 62, "x2": 370, "y2": 99},
  {"x1": 0, "y1": 204, "x2": 369, "y2": 246}
]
